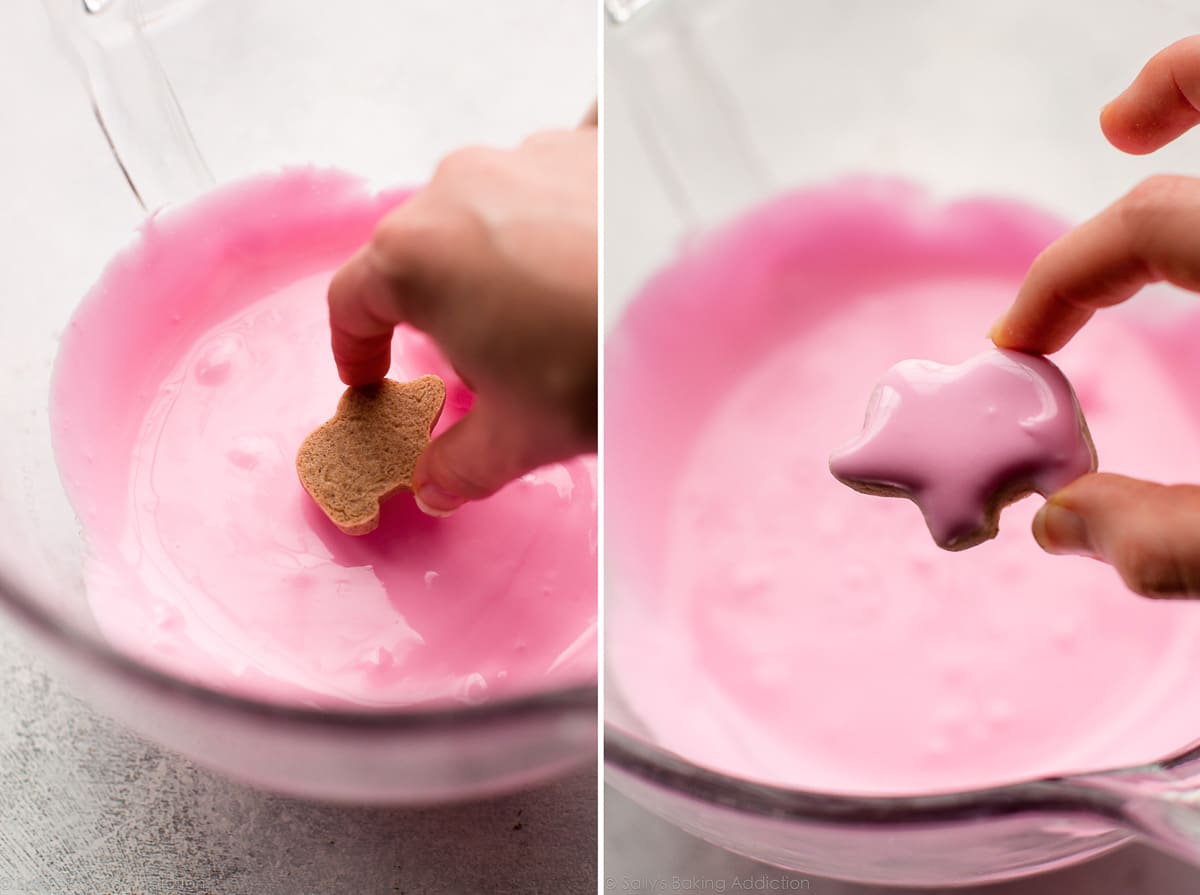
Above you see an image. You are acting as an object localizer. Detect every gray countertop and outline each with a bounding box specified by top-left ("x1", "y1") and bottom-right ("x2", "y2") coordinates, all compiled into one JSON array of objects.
[{"x1": 0, "y1": 615, "x2": 596, "y2": 895}]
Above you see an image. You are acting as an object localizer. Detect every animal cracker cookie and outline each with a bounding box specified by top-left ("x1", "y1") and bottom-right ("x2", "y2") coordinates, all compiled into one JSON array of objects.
[
  {"x1": 297, "y1": 375, "x2": 446, "y2": 535},
  {"x1": 829, "y1": 348, "x2": 1096, "y2": 551}
]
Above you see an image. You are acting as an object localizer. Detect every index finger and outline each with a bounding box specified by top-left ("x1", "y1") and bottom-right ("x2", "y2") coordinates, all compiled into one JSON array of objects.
[
  {"x1": 992, "y1": 176, "x2": 1200, "y2": 354},
  {"x1": 327, "y1": 203, "x2": 456, "y2": 385},
  {"x1": 327, "y1": 246, "x2": 408, "y2": 386},
  {"x1": 1101, "y1": 35, "x2": 1200, "y2": 155}
]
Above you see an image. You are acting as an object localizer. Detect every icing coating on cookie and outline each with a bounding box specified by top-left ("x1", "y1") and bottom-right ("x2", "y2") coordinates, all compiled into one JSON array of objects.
[{"x1": 829, "y1": 347, "x2": 1097, "y2": 550}]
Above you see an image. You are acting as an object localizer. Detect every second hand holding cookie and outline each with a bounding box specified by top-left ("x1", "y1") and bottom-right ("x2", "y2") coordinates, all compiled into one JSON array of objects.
[
  {"x1": 992, "y1": 36, "x2": 1200, "y2": 596},
  {"x1": 327, "y1": 125, "x2": 598, "y2": 517}
]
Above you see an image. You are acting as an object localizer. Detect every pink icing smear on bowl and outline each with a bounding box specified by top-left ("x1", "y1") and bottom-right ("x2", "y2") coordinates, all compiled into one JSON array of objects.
[
  {"x1": 51, "y1": 169, "x2": 596, "y2": 709},
  {"x1": 607, "y1": 180, "x2": 1200, "y2": 795},
  {"x1": 830, "y1": 348, "x2": 1097, "y2": 550}
]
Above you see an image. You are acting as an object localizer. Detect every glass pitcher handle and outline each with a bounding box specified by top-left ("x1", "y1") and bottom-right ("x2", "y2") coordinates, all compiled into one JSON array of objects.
[
  {"x1": 1065, "y1": 755, "x2": 1200, "y2": 867},
  {"x1": 605, "y1": 0, "x2": 656, "y2": 24},
  {"x1": 42, "y1": 0, "x2": 214, "y2": 211},
  {"x1": 607, "y1": 0, "x2": 772, "y2": 230}
]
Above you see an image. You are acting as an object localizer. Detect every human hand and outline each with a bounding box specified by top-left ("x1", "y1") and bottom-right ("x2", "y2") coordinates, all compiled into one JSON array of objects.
[
  {"x1": 328, "y1": 124, "x2": 597, "y2": 517},
  {"x1": 991, "y1": 36, "x2": 1200, "y2": 596}
]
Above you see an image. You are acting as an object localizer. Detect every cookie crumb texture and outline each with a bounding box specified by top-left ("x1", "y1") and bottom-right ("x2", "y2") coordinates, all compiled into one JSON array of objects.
[{"x1": 297, "y1": 376, "x2": 446, "y2": 535}]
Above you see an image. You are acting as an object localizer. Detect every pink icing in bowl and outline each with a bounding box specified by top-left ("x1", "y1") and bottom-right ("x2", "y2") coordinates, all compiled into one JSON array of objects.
[
  {"x1": 30, "y1": 168, "x2": 596, "y2": 801},
  {"x1": 605, "y1": 179, "x2": 1200, "y2": 882}
]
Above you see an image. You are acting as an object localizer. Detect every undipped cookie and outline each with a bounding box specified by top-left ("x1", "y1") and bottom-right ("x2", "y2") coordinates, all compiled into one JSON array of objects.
[
  {"x1": 828, "y1": 348, "x2": 1097, "y2": 551},
  {"x1": 297, "y1": 375, "x2": 445, "y2": 535}
]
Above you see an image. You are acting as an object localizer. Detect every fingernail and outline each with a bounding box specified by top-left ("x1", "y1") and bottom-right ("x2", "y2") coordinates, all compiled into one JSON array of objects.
[
  {"x1": 414, "y1": 482, "x2": 463, "y2": 518},
  {"x1": 987, "y1": 315, "x2": 1006, "y2": 343},
  {"x1": 1033, "y1": 502, "x2": 1095, "y2": 557}
]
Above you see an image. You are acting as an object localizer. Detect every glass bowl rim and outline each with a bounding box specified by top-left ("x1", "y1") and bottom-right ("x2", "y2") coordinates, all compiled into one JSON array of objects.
[
  {"x1": 602, "y1": 721, "x2": 1186, "y2": 828},
  {"x1": 0, "y1": 566, "x2": 596, "y2": 730}
]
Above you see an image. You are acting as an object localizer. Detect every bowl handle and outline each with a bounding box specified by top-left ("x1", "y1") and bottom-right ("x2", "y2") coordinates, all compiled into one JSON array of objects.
[
  {"x1": 1068, "y1": 755, "x2": 1200, "y2": 866},
  {"x1": 41, "y1": 0, "x2": 214, "y2": 211}
]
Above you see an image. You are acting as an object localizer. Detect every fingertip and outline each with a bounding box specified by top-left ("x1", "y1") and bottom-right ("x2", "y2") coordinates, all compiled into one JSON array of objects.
[
  {"x1": 413, "y1": 489, "x2": 460, "y2": 518},
  {"x1": 327, "y1": 252, "x2": 401, "y2": 386},
  {"x1": 987, "y1": 314, "x2": 1007, "y2": 346},
  {"x1": 580, "y1": 100, "x2": 598, "y2": 128},
  {"x1": 1098, "y1": 100, "x2": 1125, "y2": 149},
  {"x1": 411, "y1": 452, "x2": 468, "y2": 516},
  {"x1": 985, "y1": 308, "x2": 1070, "y2": 355},
  {"x1": 1032, "y1": 499, "x2": 1095, "y2": 557},
  {"x1": 986, "y1": 312, "x2": 1034, "y2": 351},
  {"x1": 412, "y1": 408, "x2": 544, "y2": 515},
  {"x1": 1031, "y1": 474, "x2": 1200, "y2": 596},
  {"x1": 334, "y1": 352, "x2": 391, "y2": 387},
  {"x1": 1100, "y1": 36, "x2": 1200, "y2": 155},
  {"x1": 1100, "y1": 97, "x2": 1164, "y2": 156}
]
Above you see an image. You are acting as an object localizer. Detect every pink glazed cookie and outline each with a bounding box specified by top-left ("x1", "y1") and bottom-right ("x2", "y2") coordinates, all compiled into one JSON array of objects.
[{"x1": 829, "y1": 348, "x2": 1097, "y2": 550}]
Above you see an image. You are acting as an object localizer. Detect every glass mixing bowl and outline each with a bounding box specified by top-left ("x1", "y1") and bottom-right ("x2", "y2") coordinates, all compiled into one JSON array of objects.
[
  {"x1": 604, "y1": 0, "x2": 1200, "y2": 884},
  {"x1": 0, "y1": 0, "x2": 597, "y2": 804}
]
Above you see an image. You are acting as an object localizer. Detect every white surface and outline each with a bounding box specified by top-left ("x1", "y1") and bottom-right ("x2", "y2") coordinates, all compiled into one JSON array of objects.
[
  {"x1": 604, "y1": 0, "x2": 1200, "y2": 317},
  {"x1": 603, "y1": 1, "x2": 1200, "y2": 890},
  {"x1": 0, "y1": 1, "x2": 596, "y2": 892}
]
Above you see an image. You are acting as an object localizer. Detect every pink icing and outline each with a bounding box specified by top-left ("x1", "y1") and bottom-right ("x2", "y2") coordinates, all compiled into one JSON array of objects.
[
  {"x1": 607, "y1": 180, "x2": 1200, "y2": 795},
  {"x1": 51, "y1": 168, "x2": 596, "y2": 708},
  {"x1": 829, "y1": 348, "x2": 1097, "y2": 549}
]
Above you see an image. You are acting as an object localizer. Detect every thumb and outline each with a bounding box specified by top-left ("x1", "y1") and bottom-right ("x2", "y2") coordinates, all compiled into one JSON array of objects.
[
  {"x1": 410, "y1": 404, "x2": 549, "y2": 517},
  {"x1": 1033, "y1": 472, "x2": 1200, "y2": 597}
]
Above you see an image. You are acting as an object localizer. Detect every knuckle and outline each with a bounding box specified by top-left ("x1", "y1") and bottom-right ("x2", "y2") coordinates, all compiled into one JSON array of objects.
[
  {"x1": 1115, "y1": 175, "x2": 1200, "y2": 260},
  {"x1": 432, "y1": 145, "x2": 498, "y2": 182},
  {"x1": 1114, "y1": 534, "x2": 1199, "y2": 597},
  {"x1": 326, "y1": 261, "x2": 355, "y2": 310},
  {"x1": 1024, "y1": 245, "x2": 1056, "y2": 284},
  {"x1": 1121, "y1": 561, "x2": 1176, "y2": 598},
  {"x1": 430, "y1": 456, "x2": 497, "y2": 502},
  {"x1": 546, "y1": 363, "x2": 598, "y2": 445},
  {"x1": 369, "y1": 209, "x2": 443, "y2": 273},
  {"x1": 1169, "y1": 34, "x2": 1200, "y2": 65},
  {"x1": 519, "y1": 130, "x2": 561, "y2": 153},
  {"x1": 364, "y1": 212, "x2": 450, "y2": 327},
  {"x1": 1120, "y1": 175, "x2": 1190, "y2": 226},
  {"x1": 370, "y1": 212, "x2": 415, "y2": 257}
]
